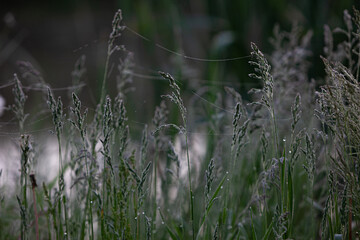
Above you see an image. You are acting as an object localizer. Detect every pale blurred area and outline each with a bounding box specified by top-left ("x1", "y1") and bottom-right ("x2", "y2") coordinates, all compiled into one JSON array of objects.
[{"x1": 0, "y1": 95, "x2": 5, "y2": 116}]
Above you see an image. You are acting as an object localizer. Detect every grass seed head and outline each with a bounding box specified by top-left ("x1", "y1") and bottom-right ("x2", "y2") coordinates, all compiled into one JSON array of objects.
[
  {"x1": 160, "y1": 71, "x2": 187, "y2": 124},
  {"x1": 12, "y1": 74, "x2": 28, "y2": 130},
  {"x1": 47, "y1": 88, "x2": 64, "y2": 136}
]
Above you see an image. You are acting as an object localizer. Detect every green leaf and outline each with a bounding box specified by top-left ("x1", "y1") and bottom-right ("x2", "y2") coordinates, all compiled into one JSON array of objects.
[
  {"x1": 250, "y1": 208, "x2": 258, "y2": 240},
  {"x1": 159, "y1": 209, "x2": 180, "y2": 240},
  {"x1": 262, "y1": 219, "x2": 274, "y2": 240},
  {"x1": 196, "y1": 173, "x2": 227, "y2": 240},
  {"x1": 287, "y1": 166, "x2": 293, "y2": 236}
]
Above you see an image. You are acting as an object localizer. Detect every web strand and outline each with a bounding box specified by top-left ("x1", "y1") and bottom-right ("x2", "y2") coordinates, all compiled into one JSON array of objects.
[{"x1": 125, "y1": 26, "x2": 251, "y2": 62}]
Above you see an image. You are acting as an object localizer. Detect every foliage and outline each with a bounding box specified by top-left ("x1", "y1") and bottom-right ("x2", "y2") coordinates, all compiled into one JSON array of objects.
[{"x1": 1, "y1": 7, "x2": 360, "y2": 240}]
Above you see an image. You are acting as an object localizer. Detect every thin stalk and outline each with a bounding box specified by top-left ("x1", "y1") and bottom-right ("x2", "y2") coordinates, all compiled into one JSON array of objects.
[
  {"x1": 88, "y1": 180, "x2": 94, "y2": 240},
  {"x1": 30, "y1": 174, "x2": 39, "y2": 240},
  {"x1": 56, "y1": 134, "x2": 69, "y2": 239},
  {"x1": 22, "y1": 166, "x2": 28, "y2": 238},
  {"x1": 271, "y1": 108, "x2": 279, "y2": 156},
  {"x1": 43, "y1": 182, "x2": 58, "y2": 240},
  {"x1": 349, "y1": 188, "x2": 353, "y2": 240},
  {"x1": 279, "y1": 153, "x2": 285, "y2": 211},
  {"x1": 223, "y1": 143, "x2": 236, "y2": 228},
  {"x1": 99, "y1": 8, "x2": 123, "y2": 112},
  {"x1": 112, "y1": 183, "x2": 118, "y2": 236},
  {"x1": 152, "y1": 142, "x2": 159, "y2": 234},
  {"x1": 80, "y1": 190, "x2": 90, "y2": 240},
  {"x1": 185, "y1": 127, "x2": 195, "y2": 240},
  {"x1": 57, "y1": 135, "x2": 63, "y2": 177},
  {"x1": 308, "y1": 171, "x2": 315, "y2": 239},
  {"x1": 287, "y1": 164, "x2": 294, "y2": 237},
  {"x1": 99, "y1": 54, "x2": 110, "y2": 111},
  {"x1": 58, "y1": 197, "x2": 63, "y2": 239},
  {"x1": 46, "y1": 210, "x2": 51, "y2": 240},
  {"x1": 20, "y1": 136, "x2": 28, "y2": 240},
  {"x1": 63, "y1": 195, "x2": 69, "y2": 238},
  {"x1": 101, "y1": 148, "x2": 107, "y2": 238},
  {"x1": 133, "y1": 190, "x2": 139, "y2": 240},
  {"x1": 344, "y1": 122, "x2": 353, "y2": 240},
  {"x1": 83, "y1": 144, "x2": 94, "y2": 240},
  {"x1": 136, "y1": 206, "x2": 140, "y2": 240},
  {"x1": 100, "y1": 207, "x2": 106, "y2": 240}
]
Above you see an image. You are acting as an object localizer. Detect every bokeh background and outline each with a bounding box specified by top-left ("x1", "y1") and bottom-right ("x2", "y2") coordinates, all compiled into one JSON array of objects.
[{"x1": 1, "y1": 0, "x2": 359, "y2": 133}]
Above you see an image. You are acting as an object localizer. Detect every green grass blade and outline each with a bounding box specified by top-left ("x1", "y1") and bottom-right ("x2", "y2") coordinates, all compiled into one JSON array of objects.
[
  {"x1": 159, "y1": 209, "x2": 180, "y2": 240},
  {"x1": 196, "y1": 173, "x2": 227, "y2": 240},
  {"x1": 261, "y1": 219, "x2": 274, "y2": 240},
  {"x1": 250, "y1": 208, "x2": 258, "y2": 240},
  {"x1": 287, "y1": 165, "x2": 293, "y2": 236},
  {"x1": 328, "y1": 214, "x2": 334, "y2": 240}
]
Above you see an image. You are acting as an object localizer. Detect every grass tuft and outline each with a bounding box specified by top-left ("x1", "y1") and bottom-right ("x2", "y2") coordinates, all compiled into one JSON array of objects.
[{"x1": 2, "y1": 6, "x2": 360, "y2": 240}]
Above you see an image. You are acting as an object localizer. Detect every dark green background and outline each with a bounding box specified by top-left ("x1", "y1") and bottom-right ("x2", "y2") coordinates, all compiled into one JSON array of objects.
[{"x1": 1, "y1": 0, "x2": 359, "y2": 126}]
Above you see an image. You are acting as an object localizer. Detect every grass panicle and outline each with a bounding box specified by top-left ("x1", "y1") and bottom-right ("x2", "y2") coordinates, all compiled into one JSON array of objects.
[
  {"x1": 70, "y1": 93, "x2": 88, "y2": 142},
  {"x1": 18, "y1": 134, "x2": 33, "y2": 240},
  {"x1": 11, "y1": 74, "x2": 28, "y2": 132},
  {"x1": 159, "y1": 71, "x2": 195, "y2": 239},
  {"x1": 99, "y1": 9, "x2": 126, "y2": 110},
  {"x1": 249, "y1": 42, "x2": 279, "y2": 155},
  {"x1": 3, "y1": 6, "x2": 360, "y2": 240}
]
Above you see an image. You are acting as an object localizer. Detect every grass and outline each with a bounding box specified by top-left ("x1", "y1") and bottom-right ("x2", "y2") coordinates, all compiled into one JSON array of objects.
[{"x1": 1, "y1": 6, "x2": 360, "y2": 240}]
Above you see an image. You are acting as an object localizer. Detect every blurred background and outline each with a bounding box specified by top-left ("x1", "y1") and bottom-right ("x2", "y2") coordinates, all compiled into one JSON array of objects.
[{"x1": 0, "y1": 0, "x2": 359, "y2": 133}]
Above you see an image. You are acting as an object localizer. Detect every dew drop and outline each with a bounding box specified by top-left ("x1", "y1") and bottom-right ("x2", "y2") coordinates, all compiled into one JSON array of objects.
[
  {"x1": 135, "y1": 217, "x2": 137, "y2": 220},
  {"x1": 283, "y1": 138, "x2": 286, "y2": 142},
  {"x1": 220, "y1": 186, "x2": 223, "y2": 189},
  {"x1": 226, "y1": 171, "x2": 229, "y2": 174},
  {"x1": 142, "y1": 212, "x2": 145, "y2": 215},
  {"x1": 161, "y1": 221, "x2": 165, "y2": 225},
  {"x1": 289, "y1": 150, "x2": 292, "y2": 154},
  {"x1": 227, "y1": 178, "x2": 230, "y2": 181}
]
